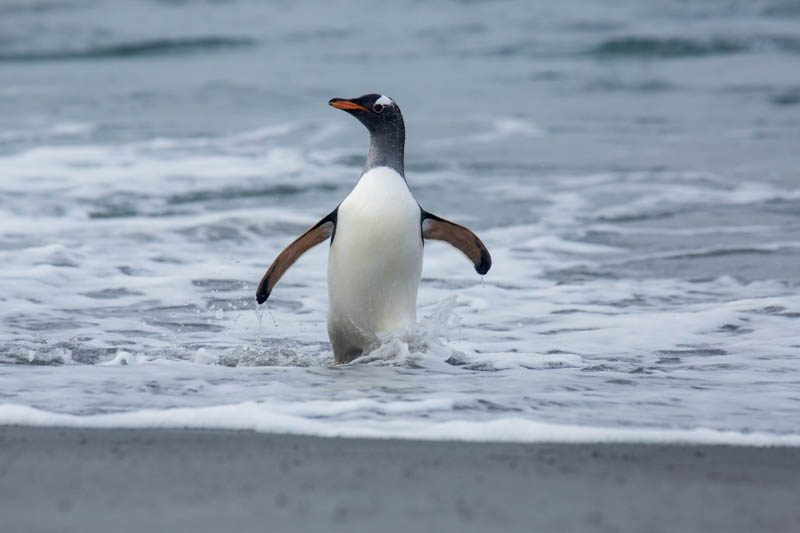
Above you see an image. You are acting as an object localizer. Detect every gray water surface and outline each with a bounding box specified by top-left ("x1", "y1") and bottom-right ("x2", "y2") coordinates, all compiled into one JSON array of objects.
[{"x1": 1, "y1": 0, "x2": 799, "y2": 440}]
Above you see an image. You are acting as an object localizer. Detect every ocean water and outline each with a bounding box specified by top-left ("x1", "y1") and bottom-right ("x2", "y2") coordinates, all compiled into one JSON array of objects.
[{"x1": 1, "y1": 0, "x2": 800, "y2": 444}]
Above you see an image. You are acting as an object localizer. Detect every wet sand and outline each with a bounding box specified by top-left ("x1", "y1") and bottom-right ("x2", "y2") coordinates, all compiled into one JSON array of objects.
[{"x1": 1, "y1": 426, "x2": 798, "y2": 533}]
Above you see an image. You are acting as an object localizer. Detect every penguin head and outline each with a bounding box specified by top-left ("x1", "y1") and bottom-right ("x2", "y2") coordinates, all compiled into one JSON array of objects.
[{"x1": 328, "y1": 94, "x2": 403, "y2": 135}]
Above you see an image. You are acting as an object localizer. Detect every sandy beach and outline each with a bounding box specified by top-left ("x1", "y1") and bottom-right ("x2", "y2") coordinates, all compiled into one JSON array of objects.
[
  {"x1": 3, "y1": 5, "x2": 800, "y2": 533},
  {"x1": 2, "y1": 426, "x2": 798, "y2": 533}
]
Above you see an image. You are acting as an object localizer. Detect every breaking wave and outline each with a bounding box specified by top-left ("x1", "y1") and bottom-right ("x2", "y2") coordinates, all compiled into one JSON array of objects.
[{"x1": 0, "y1": 36, "x2": 256, "y2": 62}]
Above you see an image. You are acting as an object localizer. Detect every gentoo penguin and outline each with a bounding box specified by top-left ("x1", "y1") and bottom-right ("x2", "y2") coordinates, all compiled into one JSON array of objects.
[{"x1": 256, "y1": 94, "x2": 491, "y2": 364}]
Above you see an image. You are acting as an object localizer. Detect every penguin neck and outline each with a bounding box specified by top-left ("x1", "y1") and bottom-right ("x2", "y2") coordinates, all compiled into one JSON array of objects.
[{"x1": 364, "y1": 126, "x2": 405, "y2": 178}]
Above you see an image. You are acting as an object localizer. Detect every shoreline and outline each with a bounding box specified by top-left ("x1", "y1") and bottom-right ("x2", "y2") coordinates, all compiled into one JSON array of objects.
[
  {"x1": 4, "y1": 403, "x2": 800, "y2": 447},
  {"x1": 2, "y1": 426, "x2": 799, "y2": 533}
]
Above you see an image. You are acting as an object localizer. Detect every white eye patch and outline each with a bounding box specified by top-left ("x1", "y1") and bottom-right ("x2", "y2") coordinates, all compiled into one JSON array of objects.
[{"x1": 375, "y1": 95, "x2": 393, "y2": 106}]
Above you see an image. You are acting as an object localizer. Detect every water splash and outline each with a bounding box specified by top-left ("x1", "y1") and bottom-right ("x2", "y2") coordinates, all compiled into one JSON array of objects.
[{"x1": 353, "y1": 296, "x2": 462, "y2": 367}]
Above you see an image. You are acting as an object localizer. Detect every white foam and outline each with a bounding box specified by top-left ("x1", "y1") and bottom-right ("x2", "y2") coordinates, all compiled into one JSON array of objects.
[
  {"x1": 465, "y1": 118, "x2": 544, "y2": 143},
  {"x1": 2, "y1": 403, "x2": 799, "y2": 447},
  {"x1": 3, "y1": 123, "x2": 800, "y2": 448}
]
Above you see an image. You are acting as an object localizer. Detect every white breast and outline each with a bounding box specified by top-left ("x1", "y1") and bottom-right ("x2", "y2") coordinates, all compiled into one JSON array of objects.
[{"x1": 327, "y1": 166, "x2": 422, "y2": 355}]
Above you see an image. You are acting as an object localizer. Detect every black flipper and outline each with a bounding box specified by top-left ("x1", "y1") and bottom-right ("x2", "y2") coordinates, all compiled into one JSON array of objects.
[
  {"x1": 421, "y1": 210, "x2": 491, "y2": 275},
  {"x1": 256, "y1": 208, "x2": 338, "y2": 304}
]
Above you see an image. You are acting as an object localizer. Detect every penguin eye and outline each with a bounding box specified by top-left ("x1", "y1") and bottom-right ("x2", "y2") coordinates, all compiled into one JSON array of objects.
[{"x1": 372, "y1": 103, "x2": 384, "y2": 113}]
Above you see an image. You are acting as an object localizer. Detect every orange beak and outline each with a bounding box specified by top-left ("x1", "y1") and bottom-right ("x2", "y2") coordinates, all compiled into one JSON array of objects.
[{"x1": 329, "y1": 99, "x2": 369, "y2": 112}]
